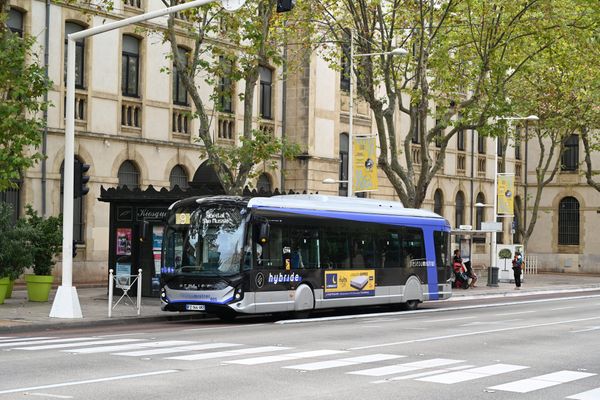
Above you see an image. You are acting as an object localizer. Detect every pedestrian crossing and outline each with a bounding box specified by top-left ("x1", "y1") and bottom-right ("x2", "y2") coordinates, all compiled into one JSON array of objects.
[{"x1": 1, "y1": 335, "x2": 598, "y2": 399}]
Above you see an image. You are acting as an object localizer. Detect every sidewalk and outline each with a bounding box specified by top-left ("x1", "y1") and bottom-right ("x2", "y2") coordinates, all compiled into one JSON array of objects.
[{"x1": 1, "y1": 273, "x2": 599, "y2": 333}]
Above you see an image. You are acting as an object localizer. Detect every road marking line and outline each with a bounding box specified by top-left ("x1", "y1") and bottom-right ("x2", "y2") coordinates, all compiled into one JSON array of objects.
[
  {"x1": 489, "y1": 370, "x2": 596, "y2": 393},
  {"x1": 114, "y1": 342, "x2": 241, "y2": 357},
  {"x1": 349, "y1": 316, "x2": 600, "y2": 350},
  {"x1": 65, "y1": 341, "x2": 188, "y2": 354},
  {"x1": 166, "y1": 346, "x2": 291, "y2": 361},
  {"x1": 284, "y1": 354, "x2": 404, "y2": 371},
  {"x1": 371, "y1": 365, "x2": 476, "y2": 384},
  {"x1": 550, "y1": 307, "x2": 575, "y2": 311},
  {"x1": 572, "y1": 326, "x2": 600, "y2": 333},
  {"x1": 16, "y1": 339, "x2": 145, "y2": 351},
  {"x1": 227, "y1": 350, "x2": 346, "y2": 365},
  {"x1": 26, "y1": 393, "x2": 73, "y2": 399},
  {"x1": 349, "y1": 358, "x2": 463, "y2": 377},
  {"x1": 0, "y1": 338, "x2": 96, "y2": 348},
  {"x1": 495, "y1": 311, "x2": 536, "y2": 316},
  {"x1": 567, "y1": 387, "x2": 600, "y2": 400},
  {"x1": 418, "y1": 364, "x2": 528, "y2": 384},
  {"x1": 425, "y1": 317, "x2": 476, "y2": 323},
  {"x1": 0, "y1": 370, "x2": 178, "y2": 395},
  {"x1": 183, "y1": 324, "x2": 265, "y2": 332},
  {"x1": 0, "y1": 337, "x2": 56, "y2": 343}
]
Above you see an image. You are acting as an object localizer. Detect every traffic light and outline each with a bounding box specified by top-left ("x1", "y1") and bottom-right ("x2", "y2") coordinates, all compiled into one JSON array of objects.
[
  {"x1": 72, "y1": 239, "x2": 78, "y2": 258},
  {"x1": 74, "y1": 159, "x2": 90, "y2": 198},
  {"x1": 276, "y1": 0, "x2": 295, "y2": 12}
]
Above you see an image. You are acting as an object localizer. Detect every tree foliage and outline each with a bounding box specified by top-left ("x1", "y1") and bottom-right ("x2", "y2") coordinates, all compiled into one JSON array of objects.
[
  {"x1": 313, "y1": 0, "x2": 589, "y2": 208},
  {"x1": 0, "y1": 1, "x2": 51, "y2": 191},
  {"x1": 162, "y1": 0, "x2": 310, "y2": 194}
]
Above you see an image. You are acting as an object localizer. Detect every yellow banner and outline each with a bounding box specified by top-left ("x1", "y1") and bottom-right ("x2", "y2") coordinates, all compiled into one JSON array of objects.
[
  {"x1": 324, "y1": 270, "x2": 375, "y2": 298},
  {"x1": 497, "y1": 174, "x2": 515, "y2": 215},
  {"x1": 352, "y1": 137, "x2": 378, "y2": 192}
]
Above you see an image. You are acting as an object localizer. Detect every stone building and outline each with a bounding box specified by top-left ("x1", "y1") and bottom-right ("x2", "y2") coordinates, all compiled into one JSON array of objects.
[{"x1": 3, "y1": 0, "x2": 599, "y2": 286}]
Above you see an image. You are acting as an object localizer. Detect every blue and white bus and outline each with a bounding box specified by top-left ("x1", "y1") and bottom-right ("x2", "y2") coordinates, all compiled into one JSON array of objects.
[{"x1": 160, "y1": 194, "x2": 452, "y2": 319}]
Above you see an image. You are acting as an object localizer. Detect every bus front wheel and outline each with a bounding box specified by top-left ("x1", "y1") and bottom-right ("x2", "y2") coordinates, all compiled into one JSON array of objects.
[{"x1": 402, "y1": 300, "x2": 420, "y2": 311}]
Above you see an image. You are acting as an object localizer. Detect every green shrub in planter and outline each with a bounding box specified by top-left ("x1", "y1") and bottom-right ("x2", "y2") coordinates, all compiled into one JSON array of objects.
[{"x1": 22, "y1": 205, "x2": 62, "y2": 276}]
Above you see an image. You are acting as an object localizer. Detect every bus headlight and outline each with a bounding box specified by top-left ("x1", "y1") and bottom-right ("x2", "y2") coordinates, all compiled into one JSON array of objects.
[
  {"x1": 160, "y1": 288, "x2": 169, "y2": 302},
  {"x1": 234, "y1": 286, "x2": 243, "y2": 300}
]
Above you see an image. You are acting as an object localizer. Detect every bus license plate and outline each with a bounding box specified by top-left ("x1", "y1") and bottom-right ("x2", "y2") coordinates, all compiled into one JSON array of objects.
[{"x1": 186, "y1": 304, "x2": 205, "y2": 311}]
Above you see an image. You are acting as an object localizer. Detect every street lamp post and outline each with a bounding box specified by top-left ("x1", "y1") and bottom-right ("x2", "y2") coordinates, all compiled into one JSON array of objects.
[
  {"x1": 50, "y1": 0, "x2": 246, "y2": 319},
  {"x1": 487, "y1": 115, "x2": 538, "y2": 287},
  {"x1": 347, "y1": 31, "x2": 406, "y2": 197}
]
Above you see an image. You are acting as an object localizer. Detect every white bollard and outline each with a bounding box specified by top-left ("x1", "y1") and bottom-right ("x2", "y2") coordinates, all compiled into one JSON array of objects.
[
  {"x1": 108, "y1": 269, "x2": 114, "y2": 318},
  {"x1": 137, "y1": 269, "x2": 142, "y2": 316}
]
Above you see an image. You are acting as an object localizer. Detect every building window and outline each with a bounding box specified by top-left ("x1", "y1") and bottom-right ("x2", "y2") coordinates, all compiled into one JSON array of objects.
[
  {"x1": 259, "y1": 66, "x2": 272, "y2": 119},
  {"x1": 173, "y1": 47, "x2": 188, "y2": 105},
  {"x1": 218, "y1": 56, "x2": 233, "y2": 113},
  {"x1": 433, "y1": 189, "x2": 443, "y2": 216},
  {"x1": 257, "y1": 173, "x2": 271, "y2": 193},
  {"x1": 434, "y1": 119, "x2": 442, "y2": 148},
  {"x1": 561, "y1": 134, "x2": 579, "y2": 172},
  {"x1": 340, "y1": 43, "x2": 350, "y2": 92},
  {"x1": 455, "y1": 191, "x2": 464, "y2": 228},
  {"x1": 122, "y1": 35, "x2": 140, "y2": 97},
  {"x1": 497, "y1": 137, "x2": 504, "y2": 157},
  {"x1": 478, "y1": 134, "x2": 485, "y2": 154},
  {"x1": 515, "y1": 126, "x2": 522, "y2": 160},
  {"x1": 456, "y1": 124, "x2": 465, "y2": 151},
  {"x1": 0, "y1": 184, "x2": 20, "y2": 224},
  {"x1": 64, "y1": 22, "x2": 86, "y2": 89},
  {"x1": 118, "y1": 160, "x2": 140, "y2": 189},
  {"x1": 474, "y1": 192, "x2": 486, "y2": 244},
  {"x1": 169, "y1": 165, "x2": 188, "y2": 190},
  {"x1": 558, "y1": 197, "x2": 579, "y2": 245},
  {"x1": 339, "y1": 133, "x2": 349, "y2": 197},
  {"x1": 7, "y1": 9, "x2": 24, "y2": 37},
  {"x1": 412, "y1": 117, "x2": 420, "y2": 144},
  {"x1": 60, "y1": 159, "x2": 84, "y2": 243}
]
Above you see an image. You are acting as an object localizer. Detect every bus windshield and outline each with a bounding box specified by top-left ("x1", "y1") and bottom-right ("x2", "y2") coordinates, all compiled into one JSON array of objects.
[{"x1": 164, "y1": 206, "x2": 246, "y2": 277}]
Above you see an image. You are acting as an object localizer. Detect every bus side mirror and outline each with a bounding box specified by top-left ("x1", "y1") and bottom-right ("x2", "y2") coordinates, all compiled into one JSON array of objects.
[{"x1": 258, "y1": 222, "x2": 270, "y2": 245}]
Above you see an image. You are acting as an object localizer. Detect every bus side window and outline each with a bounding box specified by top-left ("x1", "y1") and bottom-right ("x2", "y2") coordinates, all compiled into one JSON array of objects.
[
  {"x1": 321, "y1": 227, "x2": 350, "y2": 269},
  {"x1": 378, "y1": 230, "x2": 402, "y2": 268},
  {"x1": 402, "y1": 227, "x2": 425, "y2": 267}
]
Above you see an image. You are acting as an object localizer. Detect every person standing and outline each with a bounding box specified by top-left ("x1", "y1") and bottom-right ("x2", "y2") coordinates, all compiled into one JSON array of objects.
[{"x1": 512, "y1": 251, "x2": 523, "y2": 289}]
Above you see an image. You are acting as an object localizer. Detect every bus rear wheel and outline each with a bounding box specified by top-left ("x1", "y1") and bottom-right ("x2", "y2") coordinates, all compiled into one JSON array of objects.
[
  {"x1": 402, "y1": 300, "x2": 419, "y2": 311},
  {"x1": 216, "y1": 310, "x2": 237, "y2": 322}
]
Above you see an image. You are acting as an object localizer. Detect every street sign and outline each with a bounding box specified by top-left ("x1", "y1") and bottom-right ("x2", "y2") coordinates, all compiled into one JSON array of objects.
[{"x1": 481, "y1": 222, "x2": 503, "y2": 232}]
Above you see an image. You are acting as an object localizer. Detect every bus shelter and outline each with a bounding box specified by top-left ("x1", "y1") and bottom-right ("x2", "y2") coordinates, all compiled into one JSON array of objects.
[{"x1": 450, "y1": 227, "x2": 499, "y2": 286}]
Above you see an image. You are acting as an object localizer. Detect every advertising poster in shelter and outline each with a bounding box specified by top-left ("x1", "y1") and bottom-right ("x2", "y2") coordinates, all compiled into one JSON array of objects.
[{"x1": 116, "y1": 228, "x2": 132, "y2": 256}]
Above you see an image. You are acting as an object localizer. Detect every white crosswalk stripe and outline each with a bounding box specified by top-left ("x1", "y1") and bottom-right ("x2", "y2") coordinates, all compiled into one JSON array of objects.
[
  {"x1": 349, "y1": 358, "x2": 463, "y2": 377},
  {"x1": 65, "y1": 340, "x2": 195, "y2": 354},
  {"x1": 0, "y1": 337, "x2": 97, "y2": 348},
  {"x1": 113, "y1": 342, "x2": 242, "y2": 357},
  {"x1": 15, "y1": 338, "x2": 145, "y2": 350},
  {"x1": 284, "y1": 354, "x2": 405, "y2": 371},
  {"x1": 226, "y1": 350, "x2": 347, "y2": 365},
  {"x1": 418, "y1": 364, "x2": 528, "y2": 384},
  {"x1": 567, "y1": 387, "x2": 600, "y2": 400},
  {"x1": 371, "y1": 365, "x2": 477, "y2": 384},
  {"x1": 167, "y1": 346, "x2": 292, "y2": 361},
  {"x1": 488, "y1": 370, "x2": 596, "y2": 393}
]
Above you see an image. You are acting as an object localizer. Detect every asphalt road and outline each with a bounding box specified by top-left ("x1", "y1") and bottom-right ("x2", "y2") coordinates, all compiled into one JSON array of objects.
[{"x1": 1, "y1": 291, "x2": 600, "y2": 400}]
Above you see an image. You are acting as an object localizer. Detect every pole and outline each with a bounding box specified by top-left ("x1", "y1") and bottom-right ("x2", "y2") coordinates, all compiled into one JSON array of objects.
[
  {"x1": 524, "y1": 122, "x2": 529, "y2": 256},
  {"x1": 488, "y1": 136, "x2": 499, "y2": 287},
  {"x1": 348, "y1": 30, "x2": 354, "y2": 197},
  {"x1": 50, "y1": 0, "x2": 246, "y2": 319}
]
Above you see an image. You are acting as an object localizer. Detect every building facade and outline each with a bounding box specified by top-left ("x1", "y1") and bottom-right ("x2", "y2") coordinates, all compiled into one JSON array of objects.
[{"x1": 3, "y1": 0, "x2": 600, "y2": 286}]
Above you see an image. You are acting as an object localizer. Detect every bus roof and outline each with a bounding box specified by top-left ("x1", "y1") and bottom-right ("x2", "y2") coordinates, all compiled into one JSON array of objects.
[{"x1": 248, "y1": 194, "x2": 444, "y2": 220}]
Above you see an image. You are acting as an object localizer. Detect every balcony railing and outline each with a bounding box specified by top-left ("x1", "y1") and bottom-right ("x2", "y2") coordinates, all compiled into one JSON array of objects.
[
  {"x1": 123, "y1": 0, "x2": 142, "y2": 9},
  {"x1": 477, "y1": 156, "x2": 487, "y2": 177},
  {"x1": 456, "y1": 153, "x2": 466, "y2": 175},
  {"x1": 217, "y1": 116, "x2": 235, "y2": 141},
  {"x1": 63, "y1": 91, "x2": 87, "y2": 124},
  {"x1": 172, "y1": 107, "x2": 191, "y2": 135},
  {"x1": 121, "y1": 100, "x2": 142, "y2": 130}
]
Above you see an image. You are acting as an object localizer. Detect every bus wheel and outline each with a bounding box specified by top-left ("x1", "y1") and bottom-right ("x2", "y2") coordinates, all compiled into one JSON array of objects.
[
  {"x1": 403, "y1": 300, "x2": 419, "y2": 311},
  {"x1": 294, "y1": 284, "x2": 314, "y2": 318}
]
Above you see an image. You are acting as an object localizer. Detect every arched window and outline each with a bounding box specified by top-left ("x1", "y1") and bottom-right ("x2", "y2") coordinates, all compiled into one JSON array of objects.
[
  {"x1": 433, "y1": 189, "x2": 443, "y2": 216},
  {"x1": 0, "y1": 182, "x2": 21, "y2": 224},
  {"x1": 169, "y1": 165, "x2": 188, "y2": 190},
  {"x1": 60, "y1": 159, "x2": 85, "y2": 243},
  {"x1": 118, "y1": 160, "x2": 140, "y2": 189},
  {"x1": 455, "y1": 191, "x2": 465, "y2": 228},
  {"x1": 191, "y1": 162, "x2": 225, "y2": 194},
  {"x1": 122, "y1": 35, "x2": 140, "y2": 97},
  {"x1": 558, "y1": 197, "x2": 579, "y2": 245},
  {"x1": 561, "y1": 135, "x2": 579, "y2": 172},
  {"x1": 339, "y1": 133, "x2": 349, "y2": 197},
  {"x1": 475, "y1": 193, "x2": 485, "y2": 230},
  {"x1": 259, "y1": 66, "x2": 272, "y2": 119},
  {"x1": 257, "y1": 173, "x2": 271, "y2": 193},
  {"x1": 64, "y1": 22, "x2": 86, "y2": 88}
]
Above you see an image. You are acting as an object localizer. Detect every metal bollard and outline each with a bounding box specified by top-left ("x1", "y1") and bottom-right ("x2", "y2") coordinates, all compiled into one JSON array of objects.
[
  {"x1": 137, "y1": 269, "x2": 142, "y2": 316},
  {"x1": 108, "y1": 269, "x2": 114, "y2": 318}
]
